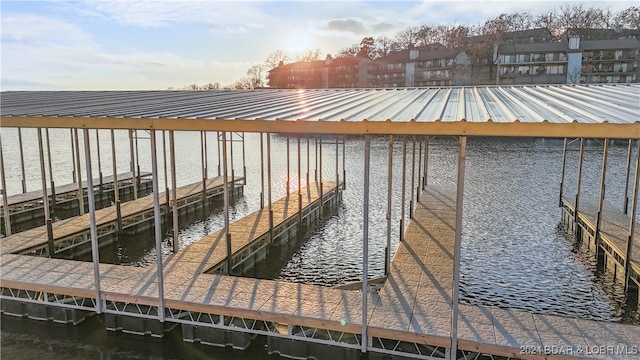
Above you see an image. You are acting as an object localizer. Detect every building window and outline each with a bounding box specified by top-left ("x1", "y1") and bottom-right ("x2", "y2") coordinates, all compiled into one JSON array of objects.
[{"x1": 547, "y1": 65, "x2": 564, "y2": 75}]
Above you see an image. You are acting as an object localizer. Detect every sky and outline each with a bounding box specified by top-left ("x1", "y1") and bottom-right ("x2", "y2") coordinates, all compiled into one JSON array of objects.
[{"x1": 0, "y1": 0, "x2": 633, "y2": 90}]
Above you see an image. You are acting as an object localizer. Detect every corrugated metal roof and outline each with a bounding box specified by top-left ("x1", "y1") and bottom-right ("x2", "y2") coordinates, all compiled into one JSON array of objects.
[{"x1": 2, "y1": 84, "x2": 638, "y2": 124}]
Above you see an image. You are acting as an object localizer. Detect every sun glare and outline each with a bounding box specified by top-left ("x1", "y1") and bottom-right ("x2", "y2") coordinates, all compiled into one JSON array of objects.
[{"x1": 285, "y1": 32, "x2": 312, "y2": 55}]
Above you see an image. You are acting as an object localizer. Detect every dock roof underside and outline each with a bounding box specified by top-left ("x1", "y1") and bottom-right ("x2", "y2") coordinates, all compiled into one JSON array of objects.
[{"x1": 1, "y1": 84, "x2": 639, "y2": 138}]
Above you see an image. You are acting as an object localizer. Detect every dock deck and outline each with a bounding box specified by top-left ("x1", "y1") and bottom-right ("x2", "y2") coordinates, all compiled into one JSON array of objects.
[
  {"x1": 1, "y1": 185, "x2": 638, "y2": 359},
  {"x1": 0, "y1": 172, "x2": 150, "y2": 208},
  {"x1": 0, "y1": 176, "x2": 244, "y2": 255}
]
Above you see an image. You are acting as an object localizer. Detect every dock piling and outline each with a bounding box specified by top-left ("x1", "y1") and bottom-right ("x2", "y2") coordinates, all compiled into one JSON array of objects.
[
  {"x1": 260, "y1": 133, "x2": 265, "y2": 209},
  {"x1": 361, "y1": 134, "x2": 370, "y2": 354},
  {"x1": 595, "y1": 139, "x2": 609, "y2": 241},
  {"x1": 450, "y1": 136, "x2": 467, "y2": 360},
  {"x1": 624, "y1": 139, "x2": 633, "y2": 214},
  {"x1": 400, "y1": 136, "x2": 407, "y2": 241},
  {"x1": 149, "y1": 130, "x2": 165, "y2": 321},
  {"x1": 170, "y1": 130, "x2": 179, "y2": 252},
  {"x1": 385, "y1": 135, "x2": 393, "y2": 276},
  {"x1": 18, "y1": 128, "x2": 26, "y2": 193},
  {"x1": 410, "y1": 136, "x2": 416, "y2": 219},
  {"x1": 1, "y1": 135, "x2": 12, "y2": 237},
  {"x1": 267, "y1": 133, "x2": 273, "y2": 241},
  {"x1": 82, "y1": 128, "x2": 103, "y2": 314},
  {"x1": 222, "y1": 131, "x2": 232, "y2": 275},
  {"x1": 575, "y1": 138, "x2": 585, "y2": 240},
  {"x1": 45, "y1": 129, "x2": 56, "y2": 218},
  {"x1": 625, "y1": 140, "x2": 640, "y2": 291},
  {"x1": 74, "y1": 129, "x2": 85, "y2": 215},
  {"x1": 559, "y1": 138, "x2": 568, "y2": 207},
  {"x1": 37, "y1": 128, "x2": 54, "y2": 256}
]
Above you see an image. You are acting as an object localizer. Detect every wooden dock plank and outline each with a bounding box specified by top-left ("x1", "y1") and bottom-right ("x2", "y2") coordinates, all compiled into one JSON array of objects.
[
  {"x1": 0, "y1": 172, "x2": 151, "y2": 207},
  {"x1": 0, "y1": 176, "x2": 244, "y2": 255}
]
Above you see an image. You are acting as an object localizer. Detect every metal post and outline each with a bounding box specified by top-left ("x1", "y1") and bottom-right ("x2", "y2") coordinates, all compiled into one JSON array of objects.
[
  {"x1": 335, "y1": 136, "x2": 339, "y2": 196},
  {"x1": 624, "y1": 139, "x2": 633, "y2": 214},
  {"x1": 450, "y1": 136, "x2": 467, "y2": 360},
  {"x1": 135, "y1": 130, "x2": 141, "y2": 191},
  {"x1": 230, "y1": 132, "x2": 235, "y2": 187},
  {"x1": 361, "y1": 134, "x2": 371, "y2": 354},
  {"x1": 74, "y1": 129, "x2": 85, "y2": 215},
  {"x1": 260, "y1": 133, "x2": 265, "y2": 209},
  {"x1": 83, "y1": 128, "x2": 103, "y2": 314},
  {"x1": 400, "y1": 136, "x2": 407, "y2": 241},
  {"x1": 222, "y1": 131, "x2": 232, "y2": 274},
  {"x1": 45, "y1": 129, "x2": 55, "y2": 218},
  {"x1": 385, "y1": 135, "x2": 394, "y2": 275},
  {"x1": 319, "y1": 136, "x2": 323, "y2": 215},
  {"x1": 201, "y1": 131, "x2": 207, "y2": 207},
  {"x1": 129, "y1": 130, "x2": 138, "y2": 199},
  {"x1": 149, "y1": 130, "x2": 165, "y2": 321},
  {"x1": 559, "y1": 138, "x2": 568, "y2": 207},
  {"x1": 242, "y1": 132, "x2": 247, "y2": 185},
  {"x1": 0, "y1": 135, "x2": 11, "y2": 236},
  {"x1": 595, "y1": 140, "x2": 609, "y2": 239},
  {"x1": 110, "y1": 130, "x2": 121, "y2": 231},
  {"x1": 217, "y1": 131, "x2": 222, "y2": 177},
  {"x1": 162, "y1": 131, "x2": 169, "y2": 218},
  {"x1": 624, "y1": 140, "x2": 640, "y2": 291},
  {"x1": 37, "y1": 129, "x2": 54, "y2": 255},
  {"x1": 417, "y1": 137, "x2": 422, "y2": 202},
  {"x1": 70, "y1": 129, "x2": 77, "y2": 184},
  {"x1": 315, "y1": 137, "x2": 318, "y2": 183},
  {"x1": 306, "y1": 136, "x2": 310, "y2": 190},
  {"x1": 96, "y1": 130, "x2": 103, "y2": 192},
  {"x1": 298, "y1": 136, "x2": 302, "y2": 218},
  {"x1": 342, "y1": 136, "x2": 346, "y2": 190},
  {"x1": 286, "y1": 135, "x2": 291, "y2": 194},
  {"x1": 575, "y1": 138, "x2": 585, "y2": 239},
  {"x1": 267, "y1": 133, "x2": 273, "y2": 241},
  {"x1": 170, "y1": 131, "x2": 178, "y2": 252},
  {"x1": 410, "y1": 136, "x2": 416, "y2": 219},
  {"x1": 423, "y1": 137, "x2": 429, "y2": 188},
  {"x1": 18, "y1": 128, "x2": 26, "y2": 193}
]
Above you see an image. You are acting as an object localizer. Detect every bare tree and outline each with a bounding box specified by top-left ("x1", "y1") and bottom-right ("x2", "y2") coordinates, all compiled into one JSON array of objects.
[
  {"x1": 392, "y1": 26, "x2": 419, "y2": 50},
  {"x1": 614, "y1": 6, "x2": 640, "y2": 29},
  {"x1": 202, "y1": 82, "x2": 220, "y2": 90},
  {"x1": 335, "y1": 44, "x2": 359, "y2": 58},
  {"x1": 567, "y1": 66, "x2": 582, "y2": 84},
  {"x1": 264, "y1": 50, "x2": 290, "y2": 70},
  {"x1": 295, "y1": 48, "x2": 322, "y2": 62},
  {"x1": 357, "y1": 37, "x2": 375, "y2": 58},
  {"x1": 373, "y1": 36, "x2": 394, "y2": 59},
  {"x1": 247, "y1": 64, "x2": 266, "y2": 88}
]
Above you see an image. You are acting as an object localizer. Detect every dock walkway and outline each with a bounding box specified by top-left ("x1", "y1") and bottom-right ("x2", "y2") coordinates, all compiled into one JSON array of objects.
[
  {"x1": 561, "y1": 197, "x2": 640, "y2": 285},
  {"x1": 0, "y1": 176, "x2": 243, "y2": 255},
  {"x1": 1, "y1": 185, "x2": 638, "y2": 359}
]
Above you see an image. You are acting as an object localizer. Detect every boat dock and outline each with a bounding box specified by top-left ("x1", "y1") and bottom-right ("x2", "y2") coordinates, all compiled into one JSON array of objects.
[
  {"x1": 1, "y1": 172, "x2": 153, "y2": 235},
  {"x1": 2, "y1": 185, "x2": 637, "y2": 359},
  {"x1": 0, "y1": 176, "x2": 244, "y2": 257},
  {"x1": 561, "y1": 197, "x2": 640, "y2": 291}
]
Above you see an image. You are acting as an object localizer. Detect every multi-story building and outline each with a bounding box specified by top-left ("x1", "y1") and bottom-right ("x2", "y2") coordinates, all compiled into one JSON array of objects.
[
  {"x1": 498, "y1": 37, "x2": 639, "y2": 85},
  {"x1": 268, "y1": 30, "x2": 639, "y2": 88}
]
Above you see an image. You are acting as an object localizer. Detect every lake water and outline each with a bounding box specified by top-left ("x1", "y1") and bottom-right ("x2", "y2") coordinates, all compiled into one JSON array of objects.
[{"x1": 1, "y1": 129, "x2": 638, "y2": 359}]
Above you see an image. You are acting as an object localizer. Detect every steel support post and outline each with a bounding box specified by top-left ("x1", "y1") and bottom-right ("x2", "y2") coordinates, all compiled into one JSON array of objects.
[
  {"x1": 18, "y1": 128, "x2": 26, "y2": 193},
  {"x1": 170, "y1": 131, "x2": 179, "y2": 253},
  {"x1": 242, "y1": 132, "x2": 247, "y2": 184},
  {"x1": 624, "y1": 139, "x2": 633, "y2": 214},
  {"x1": 298, "y1": 136, "x2": 302, "y2": 219},
  {"x1": 217, "y1": 131, "x2": 222, "y2": 177},
  {"x1": 149, "y1": 130, "x2": 165, "y2": 321},
  {"x1": 230, "y1": 132, "x2": 235, "y2": 188},
  {"x1": 361, "y1": 134, "x2": 371, "y2": 354},
  {"x1": 410, "y1": 136, "x2": 416, "y2": 219},
  {"x1": 287, "y1": 136, "x2": 291, "y2": 194},
  {"x1": 450, "y1": 136, "x2": 467, "y2": 360},
  {"x1": 260, "y1": 133, "x2": 265, "y2": 209},
  {"x1": 222, "y1": 131, "x2": 233, "y2": 275},
  {"x1": 110, "y1": 130, "x2": 121, "y2": 231},
  {"x1": 162, "y1": 131, "x2": 170, "y2": 217},
  {"x1": 0, "y1": 135, "x2": 11, "y2": 236},
  {"x1": 45, "y1": 129, "x2": 55, "y2": 217},
  {"x1": 70, "y1": 129, "x2": 77, "y2": 183},
  {"x1": 575, "y1": 138, "x2": 585, "y2": 239},
  {"x1": 625, "y1": 140, "x2": 640, "y2": 291},
  {"x1": 423, "y1": 137, "x2": 429, "y2": 188},
  {"x1": 135, "y1": 131, "x2": 141, "y2": 191},
  {"x1": 315, "y1": 137, "x2": 318, "y2": 183},
  {"x1": 267, "y1": 134, "x2": 273, "y2": 242},
  {"x1": 595, "y1": 140, "x2": 609, "y2": 239},
  {"x1": 37, "y1": 129, "x2": 54, "y2": 256},
  {"x1": 385, "y1": 135, "x2": 394, "y2": 275},
  {"x1": 342, "y1": 136, "x2": 346, "y2": 190},
  {"x1": 306, "y1": 136, "x2": 310, "y2": 190},
  {"x1": 74, "y1": 129, "x2": 85, "y2": 215},
  {"x1": 400, "y1": 136, "x2": 407, "y2": 241},
  {"x1": 83, "y1": 129, "x2": 103, "y2": 313},
  {"x1": 319, "y1": 136, "x2": 323, "y2": 215},
  {"x1": 417, "y1": 137, "x2": 422, "y2": 202},
  {"x1": 335, "y1": 137, "x2": 339, "y2": 196},
  {"x1": 96, "y1": 130, "x2": 103, "y2": 192},
  {"x1": 201, "y1": 131, "x2": 207, "y2": 208},
  {"x1": 129, "y1": 130, "x2": 138, "y2": 199},
  {"x1": 559, "y1": 138, "x2": 568, "y2": 207}
]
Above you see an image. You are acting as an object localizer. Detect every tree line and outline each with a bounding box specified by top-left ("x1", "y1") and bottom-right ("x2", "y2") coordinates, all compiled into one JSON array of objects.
[{"x1": 174, "y1": 4, "x2": 638, "y2": 90}]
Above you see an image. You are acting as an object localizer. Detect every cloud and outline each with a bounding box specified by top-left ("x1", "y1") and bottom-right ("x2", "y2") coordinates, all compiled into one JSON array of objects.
[
  {"x1": 319, "y1": 17, "x2": 400, "y2": 35},
  {"x1": 1, "y1": 14, "x2": 90, "y2": 43}
]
